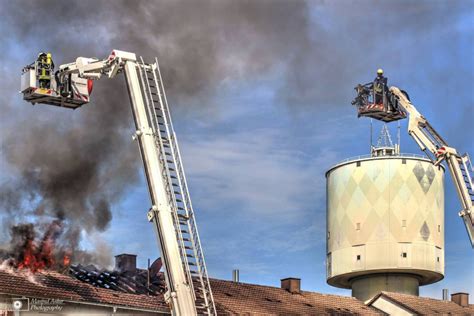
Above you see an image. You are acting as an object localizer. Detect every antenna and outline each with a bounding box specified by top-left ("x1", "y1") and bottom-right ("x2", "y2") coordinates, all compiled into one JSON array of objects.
[
  {"x1": 397, "y1": 120, "x2": 401, "y2": 155},
  {"x1": 370, "y1": 118, "x2": 373, "y2": 152},
  {"x1": 372, "y1": 124, "x2": 396, "y2": 157},
  {"x1": 376, "y1": 124, "x2": 394, "y2": 148}
]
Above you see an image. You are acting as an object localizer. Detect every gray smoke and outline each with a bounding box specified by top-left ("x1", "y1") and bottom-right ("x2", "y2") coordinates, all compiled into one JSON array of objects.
[
  {"x1": 1, "y1": 0, "x2": 469, "y2": 105},
  {"x1": 1, "y1": 0, "x2": 313, "y2": 100},
  {"x1": 0, "y1": 0, "x2": 471, "y2": 266},
  {"x1": 0, "y1": 0, "x2": 314, "y2": 266}
]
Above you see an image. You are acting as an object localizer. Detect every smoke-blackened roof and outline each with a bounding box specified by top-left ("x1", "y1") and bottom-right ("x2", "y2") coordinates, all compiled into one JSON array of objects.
[
  {"x1": 0, "y1": 269, "x2": 168, "y2": 313},
  {"x1": 69, "y1": 263, "x2": 165, "y2": 295}
]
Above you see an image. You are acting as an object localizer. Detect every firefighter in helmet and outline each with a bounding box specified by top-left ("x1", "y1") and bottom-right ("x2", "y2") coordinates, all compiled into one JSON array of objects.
[
  {"x1": 373, "y1": 68, "x2": 387, "y2": 105},
  {"x1": 37, "y1": 52, "x2": 54, "y2": 89}
]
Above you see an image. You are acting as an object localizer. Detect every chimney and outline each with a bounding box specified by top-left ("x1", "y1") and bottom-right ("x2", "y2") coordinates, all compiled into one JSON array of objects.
[
  {"x1": 451, "y1": 292, "x2": 469, "y2": 307},
  {"x1": 281, "y1": 277, "x2": 301, "y2": 294},
  {"x1": 232, "y1": 269, "x2": 240, "y2": 283},
  {"x1": 115, "y1": 253, "x2": 137, "y2": 274},
  {"x1": 442, "y1": 289, "x2": 449, "y2": 301}
]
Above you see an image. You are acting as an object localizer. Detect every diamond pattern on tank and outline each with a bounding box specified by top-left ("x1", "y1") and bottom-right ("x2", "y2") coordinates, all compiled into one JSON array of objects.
[
  {"x1": 420, "y1": 175, "x2": 432, "y2": 193},
  {"x1": 347, "y1": 186, "x2": 372, "y2": 225},
  {"x1": 413, "y1": 162, "x2": 426, "y2": 182},
  {"x1": 351, "y1": 164, "x2": 366, "y2": 183},
  {"x1": 374, "y1": 165, "x2": 389, "y2": 192},
  {"x1": 327, "y1": 158, "x2": 444, "y2": 254},
  {"x1": 426, "y1": 164, "x2": 436, "y2": 187},
  {"x1": 338, "y1": 214, "x2": 353, "y2": 248},
  {"x1": 359, "y1": 173, "x2": 382, "y2": 203},
  {"x1": 369, "y1": 212, "x2": 392, "y2": 241},
  {"x1": 397, "y1": 182, "x2": 411, "y2": 202},
  {"x1": 413, "y1": 161, "x2": 434, "y2": 194},
  {"x1": 368, "y1": 165, "x2": 382, "y2": 182},
  {"x1": 420, "y1": 221, "x2": 430, "y2": 241},
  {"x1": 362, "y1": 209, "x2": 384, "y2": 241},
  {"x1": 406, "y1": 170, "x2": 422, "y2": 197},
  {"x1": 390, "y1": 168, "x2": 404, "y2": 189}
]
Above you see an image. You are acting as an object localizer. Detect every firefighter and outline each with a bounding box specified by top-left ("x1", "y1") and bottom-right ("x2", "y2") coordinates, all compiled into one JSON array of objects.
[
  {"x1": 37, "y1": 52, "x2": 54, "y2": 89},
  {"x1": 373, "y1": 68, "x2": 387, "y2": 105}
]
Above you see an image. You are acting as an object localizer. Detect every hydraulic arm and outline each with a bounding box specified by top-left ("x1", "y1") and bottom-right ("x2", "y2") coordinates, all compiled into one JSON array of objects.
[
  {"x1": 389, "y1": 86, "x2": 474, "y2": 247},
  {"x1": 21, "y1": 50, "x2": 216, "y2": 315}
]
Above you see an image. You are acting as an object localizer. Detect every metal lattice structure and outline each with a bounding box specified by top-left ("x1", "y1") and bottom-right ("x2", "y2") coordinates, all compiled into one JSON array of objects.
[
  {"x1": 137, "y1": 58, "x2": 216, "y2": 315},
  {"x1": 375, "y1": 124, "x2": 394, "y2": 148}
]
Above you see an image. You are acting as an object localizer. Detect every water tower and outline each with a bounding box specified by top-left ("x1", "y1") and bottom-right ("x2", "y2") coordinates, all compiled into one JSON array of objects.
[{"x1": 326, "y1": 125, "x2": 445, "y2": 301}]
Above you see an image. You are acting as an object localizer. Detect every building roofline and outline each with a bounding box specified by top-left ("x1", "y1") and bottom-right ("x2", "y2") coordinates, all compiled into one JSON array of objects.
[
  {"x1": 366, "y1": 292, "x2": 418, "y2": 314},
  {"x1": 211, "y1": 278, "x2": 359, "y2": 301}
]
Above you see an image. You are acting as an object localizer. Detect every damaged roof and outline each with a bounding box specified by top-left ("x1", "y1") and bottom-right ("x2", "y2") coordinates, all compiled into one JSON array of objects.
[
  {"x1": 0, "y1": 268, "x2": 382, "y2": 315},
  {"x1": 0, "y1": 269, "x2": 168, "y2": 313},
  {"x1": 69, "y1": 264, "x2": 164, "y2": 295}
]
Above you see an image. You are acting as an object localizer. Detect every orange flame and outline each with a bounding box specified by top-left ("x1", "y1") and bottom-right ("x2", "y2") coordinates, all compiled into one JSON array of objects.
[{"x1": 14, "y1": 220, "x2": 67, "y2": 273}]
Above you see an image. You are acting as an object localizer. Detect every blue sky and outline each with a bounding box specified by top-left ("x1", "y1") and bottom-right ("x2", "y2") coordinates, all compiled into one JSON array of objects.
[{"x1": 0, "y1": 0, "x2": 472, "y2": 299}]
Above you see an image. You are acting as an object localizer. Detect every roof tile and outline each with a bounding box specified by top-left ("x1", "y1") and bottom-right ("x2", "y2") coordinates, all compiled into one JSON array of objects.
[{"x1": 375, "y1": 291, "x2": 474, "y2": 315}]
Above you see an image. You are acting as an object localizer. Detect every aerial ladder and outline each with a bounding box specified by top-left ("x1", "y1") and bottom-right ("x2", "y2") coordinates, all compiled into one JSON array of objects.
[
  {"x1": 20, "y1": 50, "x2": 216, "y2": 315},
  {"x1": 352, "y1": 82, "x2": 474, "y2": 248}
]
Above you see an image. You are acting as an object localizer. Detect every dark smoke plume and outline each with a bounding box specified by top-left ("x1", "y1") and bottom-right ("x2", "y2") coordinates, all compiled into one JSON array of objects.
[
  {"x1": 0, "y1": 0, "x2": 471, "y2": 266},
  {"x1": 0, "y1": 0, "x2": 313, "y2": 266}
]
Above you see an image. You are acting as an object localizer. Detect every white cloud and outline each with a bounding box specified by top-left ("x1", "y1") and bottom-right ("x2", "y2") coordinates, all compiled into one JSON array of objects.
[
  {"x1": 172, "y1": 122, "x2": 341, "y2": 279},
  {"x1": 181, "y1": 127, "x2": 338, "y2": 222}
]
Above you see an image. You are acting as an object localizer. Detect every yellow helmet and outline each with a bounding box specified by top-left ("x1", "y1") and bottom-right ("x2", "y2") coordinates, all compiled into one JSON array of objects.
[{"x1": 377, "y1": 68, "x2": 384, "y2": 75}]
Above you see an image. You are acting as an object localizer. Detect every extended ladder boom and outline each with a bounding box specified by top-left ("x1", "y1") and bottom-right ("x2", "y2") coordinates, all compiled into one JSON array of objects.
[
  {"x1": 390, "y1": 86, "x2": 474, "y2": 247},
  {"x1": 20, "y1": 50, "x2": 216, "y2": 315}
]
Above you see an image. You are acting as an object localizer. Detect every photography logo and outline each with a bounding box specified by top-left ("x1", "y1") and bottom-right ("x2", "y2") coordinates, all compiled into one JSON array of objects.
[{"x1": 12, "y1": 298, "x2": 29, "y2": 311}]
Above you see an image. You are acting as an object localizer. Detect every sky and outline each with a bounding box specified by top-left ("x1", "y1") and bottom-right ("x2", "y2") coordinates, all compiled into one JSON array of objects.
[{"x1": 0, "y1": 0, "x2": 473, "y2": 300}]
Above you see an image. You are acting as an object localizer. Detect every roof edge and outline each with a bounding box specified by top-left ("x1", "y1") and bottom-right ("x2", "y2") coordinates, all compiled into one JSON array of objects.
[{"x1": 366, "y1": 292, "x2": 418, "y2": 314}]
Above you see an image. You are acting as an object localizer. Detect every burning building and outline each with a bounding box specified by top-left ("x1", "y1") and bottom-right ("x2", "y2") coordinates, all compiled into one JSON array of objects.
[
  {"x1": 0, "y1": 252, "x2": 472, "y2": 315},
  {"x1": 0, "y1": 253, "x2": 377, "y2": 315}
]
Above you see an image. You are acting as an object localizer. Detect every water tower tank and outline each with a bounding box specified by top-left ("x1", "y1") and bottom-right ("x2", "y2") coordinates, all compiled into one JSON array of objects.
[{"x1": 326, "y1": 130, "x2": 445, "y2": 301}]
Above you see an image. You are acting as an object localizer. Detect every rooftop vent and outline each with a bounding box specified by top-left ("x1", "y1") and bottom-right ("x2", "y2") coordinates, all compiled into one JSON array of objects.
[
  {"x1": 281, "y1": 277, "x2": 301, "y2": 294},
  {"x1": 115, "y1": 253, "x2": 137, "y2": 274},
  {"x1": 442, "y1": 289, "x2": 449, "y2": 301},
  {"x1": 451, "y1": 292, "x2": 469, "y2": 307},
  {"x1": 232, "y1": 269, "x2": 240, "y2": 283}
]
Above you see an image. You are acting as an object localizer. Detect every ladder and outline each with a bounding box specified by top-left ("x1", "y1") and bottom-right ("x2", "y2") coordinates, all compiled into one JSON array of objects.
[
  {"x1": 459, "y1": 154, "x2": 474, "y2": 204},
  {"x1": 458, "y1": 153, "x2": 474, "y2": 245},
  {"x1": 136, "y1": 57, "x2": 216, "y2": 315}
]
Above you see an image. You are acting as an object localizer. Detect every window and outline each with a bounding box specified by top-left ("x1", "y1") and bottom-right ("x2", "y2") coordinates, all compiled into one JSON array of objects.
[
  {"x1": 402, "y1": 220, "x2": 406, "y2": 228},
  {"x1": 356, "y1": 223, "x2": 361, "y2": 231},
  {"x1": 327, "y1": 231, "x2": 330, "y2": 239},
  {"x1": 356, "y1": 161, "x2": 361, "y2": 167},
  {"x1": 402, "y1": 252, "x2": 407, "y2": 258},
  {"x1": 402, "y1": 158, "x2": 407, "y2": 164},
  {"x1": 356, "y1": 255, "x2": 361, "y2": 261},
  {"x1": 438, "y1": 225, "x2": 441, "y2": 232},
  {"x1": 437, "y1": 257, "x2": 440, "y2": 262}
]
